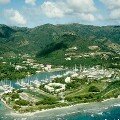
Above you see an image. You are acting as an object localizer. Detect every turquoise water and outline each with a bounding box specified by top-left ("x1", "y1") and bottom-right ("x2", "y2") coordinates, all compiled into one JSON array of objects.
[
  {"x1": 0, "y1": 101, "x2": 14, "y2": 120},
  {"x1": 63, "y1": 107, "x2": 120, "y2": 120}
]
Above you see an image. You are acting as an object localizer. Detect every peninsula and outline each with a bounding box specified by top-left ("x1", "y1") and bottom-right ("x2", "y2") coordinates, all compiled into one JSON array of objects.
[{"x1": 0, "y1": 65, "x2": 120, "y2": 113}]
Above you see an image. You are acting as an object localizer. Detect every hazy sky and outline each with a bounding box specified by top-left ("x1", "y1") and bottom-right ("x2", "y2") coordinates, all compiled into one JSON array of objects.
[{"x1": 0, "y1": 0, "x2": 120, "y2": 27}]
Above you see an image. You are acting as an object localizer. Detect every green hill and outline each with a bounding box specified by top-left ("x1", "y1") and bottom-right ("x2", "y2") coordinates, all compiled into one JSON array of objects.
[{"x1": 0, "y1": 23, "x2": 120, "y2": 67}]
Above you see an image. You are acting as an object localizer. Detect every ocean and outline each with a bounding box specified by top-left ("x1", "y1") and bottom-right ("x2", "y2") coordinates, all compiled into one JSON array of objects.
[{"x1": 63, "y1": 106, "x2": 120, "y2": 120}]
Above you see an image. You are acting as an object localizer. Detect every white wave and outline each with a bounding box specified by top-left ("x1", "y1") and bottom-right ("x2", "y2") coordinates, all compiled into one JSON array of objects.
[{"x1": 114, "y1": 104, "x2": 120, "y2": 107}]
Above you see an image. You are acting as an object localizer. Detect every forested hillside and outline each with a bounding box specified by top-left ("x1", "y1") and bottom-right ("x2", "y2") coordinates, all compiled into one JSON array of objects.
[{"x1": 0, "y1": 23, "x2": 120, "y2": 67}]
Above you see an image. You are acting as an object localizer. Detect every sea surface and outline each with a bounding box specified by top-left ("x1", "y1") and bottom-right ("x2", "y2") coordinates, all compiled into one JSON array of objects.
[{"x1": 0, "y1": 70, "x2": 120, "y2": 120}]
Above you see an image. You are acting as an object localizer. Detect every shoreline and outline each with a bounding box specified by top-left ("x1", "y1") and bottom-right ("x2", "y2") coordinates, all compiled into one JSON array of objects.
[
  {"x1": 0, "y1": 98, "x2": 13, "y2": 110},
  {"x1": 7, "y1": 97, "x2": 120, "y2": 117}
]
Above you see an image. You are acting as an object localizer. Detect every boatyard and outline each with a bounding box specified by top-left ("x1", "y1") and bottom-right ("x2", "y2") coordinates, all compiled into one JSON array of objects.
[{"x1": 0, "y1": 65, "x2": 119, "y2": 113}]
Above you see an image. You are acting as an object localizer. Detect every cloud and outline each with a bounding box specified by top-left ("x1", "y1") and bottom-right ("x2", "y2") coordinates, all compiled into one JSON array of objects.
[
  {"x1": 25, "y1": 0, "x2": 36, "y2": 5},
  {"x1": 0, "y1": 0, "x2": 10, "y2": 4},
  {"x1": 41, "y1": 1, "x2": 65, "y2": 18},
  {"x1": 41, "y1": 0, "x2": 97, "y2": 21},
  {"x1": 4, "y1": 9, "x2": 27, "y2": 25},
  {"x1": 97, "y1": 14, "x2": 104, "y2": 20},
  {"x1": 100, "y1": 0, "x2": 120, "y2": 10},
  {"x1": 100, "y1": 0, "x2": 120, "y2": 21},
  {"x1": 67, "y1": 0, "x2": 97, "y2": 13},
  {"x1": 41, "y1": 1, "x2": 72, "y2": 18},
  {"x1": 110, "y1": 9, "x2": 120, "y2": 20},
  {"x1": 78, "y1": 13, "x2": 95, "y2": 21}
]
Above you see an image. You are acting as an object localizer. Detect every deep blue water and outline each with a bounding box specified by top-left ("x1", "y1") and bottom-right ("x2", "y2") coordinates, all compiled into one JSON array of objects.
[{"x1": 63, "y1": 106, "x2": 120, "y2": 120}]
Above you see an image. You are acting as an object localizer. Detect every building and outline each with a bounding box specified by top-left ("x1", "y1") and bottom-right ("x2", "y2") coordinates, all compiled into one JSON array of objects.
[
  {"x1": 44, "y1": 83, "x2": 65, "y2": 93},
  {"x1": 15, "y1": 65, "x2": 24, "y2": 70},
  {"x1": 65, "y1": 77, "x2": 71, "y2": 83},
  {"x1": 44, "y1": 65, "x2": 52, "y2": 71}
]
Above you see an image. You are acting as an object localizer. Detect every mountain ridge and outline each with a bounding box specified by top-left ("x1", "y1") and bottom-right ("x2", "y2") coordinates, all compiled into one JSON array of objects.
[{"x1": 0, "y1": 23, "x2": 120, "y2": 59}]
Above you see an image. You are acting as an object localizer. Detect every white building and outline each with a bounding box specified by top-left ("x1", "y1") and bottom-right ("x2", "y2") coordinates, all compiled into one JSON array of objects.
[
  {"x1": 44, "y1": 65, "x2": 52, "y2": 71},
  {"x1": 65, "y1": 77, "x2": 71, "y2": 83},
  {"x1": 71, "y1": 73, "x2": 79, "y2": 78},
  {"x1": 15, "y1": 65, "x2": 24, "y2": 70},
  {"x1": 65, "y1": 57, "x2": 71, "y2": 61},
  {"x1": 79, "y1": 67, "x2": 114, "y2": 80},
  {"x1": 44, "y1": 85, "x2": 54, "y2": 92},
  {"x1": 44, "y1": 83, "x2": 65, "y2": 93}
]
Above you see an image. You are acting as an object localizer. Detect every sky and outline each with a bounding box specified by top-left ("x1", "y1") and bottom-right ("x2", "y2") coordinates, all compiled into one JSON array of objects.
[{"x1": 0, "y1": 0, "x2": 120, "y2": 28}]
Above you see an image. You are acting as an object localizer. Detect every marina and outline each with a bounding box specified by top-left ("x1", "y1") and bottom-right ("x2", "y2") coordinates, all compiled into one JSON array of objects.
[
  {"x1": 0, "y1": 65, "x2": 78, "y2": 92},
  {"x1": 0, "y1": 69, "x2": 67, "y2": 91},
  {"x1": 0, "y1": 65, "x2": 120, "y2": 119}
]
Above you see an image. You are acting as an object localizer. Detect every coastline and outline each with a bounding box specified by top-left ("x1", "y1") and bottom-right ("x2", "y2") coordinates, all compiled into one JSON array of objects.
[
  {"x1": 8, "y1": 97, "x2": 120, "y2": 117},
  {"x1": 0, "y1": 68, "x2": 119, "y2": 118},
  {"x1": 0, "y1": 98, "x2": 13, "y2": 110}
]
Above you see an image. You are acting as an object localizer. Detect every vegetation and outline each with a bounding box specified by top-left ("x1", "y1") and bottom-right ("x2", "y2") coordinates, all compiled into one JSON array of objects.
[
  {"x1": 88, "y1": 86, "x2": 100, "y2": 92},
  {"x1": 0, "y1": 57, "x2": 37, "y2": 80},
  {"x1": 0, "y1": 23, "x2": 119, "y2": 80},
  {"x1": 0, "y1": 24, "x2": 119, "y2": 66},
  {"x1": 0, "y1": 23, "x2": 120, "y2": 113},
  {"x1": 11, "y1": 93, "x2": 19, "y2": 99},
  {"x1": 15, "y1": 99, "x2": 29, "y2": 106},
  {"x1": 36, "y1": 42, "x2": 67, "y2": 57},
  {"x1": 36, "y1": 97, "x2": 58, "y2": 105}
]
